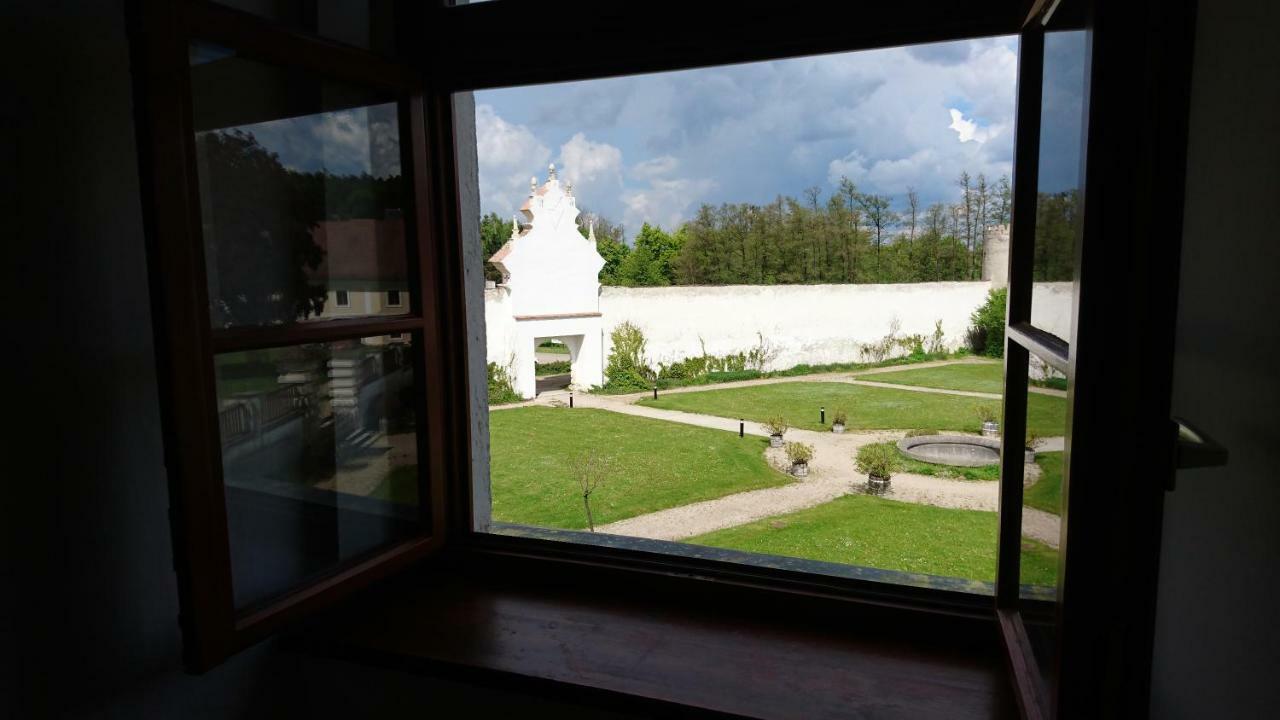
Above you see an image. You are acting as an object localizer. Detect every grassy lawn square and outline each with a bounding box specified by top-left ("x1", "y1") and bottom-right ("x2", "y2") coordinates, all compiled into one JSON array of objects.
[
  {"x1": 1024, "y1": 451, "x2": 1063, "y2": 516},
  {"x1": 855, "y1": 362, "x2": 1005, "y2": 394},
  {"x1": 489, "y1": 406, "x2": 790, "y2": 529},
  {"x1": 640, "y1": 381, "x2": 1067, "y2": 437},
  {"x1": 687, "y1": 493, "x2": 1058, "y2": 586}
]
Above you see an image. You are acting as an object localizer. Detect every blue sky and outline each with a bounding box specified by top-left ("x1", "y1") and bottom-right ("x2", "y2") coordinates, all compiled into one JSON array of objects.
[{"x1": 474, "y1": 34, "x2": 1084, "y2": 239}]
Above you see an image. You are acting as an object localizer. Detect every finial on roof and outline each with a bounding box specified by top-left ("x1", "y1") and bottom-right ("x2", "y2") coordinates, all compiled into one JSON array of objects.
[
  {"x1": 548, "y1": 162, "x2": 557, "y2": 180},
  {"x1": 510, "y1": 216, "x2": 519, "y2": 240},
  {"x1": 588, "y1": 221, "x2": 597, "y2": 242},
  {"x1": 529, "y1": 176, "x2": 537, "y2": 194},
  {"x1": 565, "y1": 179, "x2": 573, "y2": 196}
]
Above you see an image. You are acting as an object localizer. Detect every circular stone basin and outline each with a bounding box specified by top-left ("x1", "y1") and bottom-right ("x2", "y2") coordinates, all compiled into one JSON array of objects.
[{"x1": 896, "y1": 434, "x2": 1034, "y2": 467}]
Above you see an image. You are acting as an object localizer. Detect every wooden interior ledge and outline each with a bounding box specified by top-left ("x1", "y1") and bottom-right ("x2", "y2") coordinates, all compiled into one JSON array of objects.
[{"x1": 305, "y1": 563, "x2": 1018, "y2": 719}]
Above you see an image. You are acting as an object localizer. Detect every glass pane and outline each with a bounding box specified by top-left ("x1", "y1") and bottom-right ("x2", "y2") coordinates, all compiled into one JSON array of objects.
[
  {"x1": 1019, "y1": 355, "x2": 1066, "y2": 597},
  {"x1": 215, "y1": 334, "x2": 419, "y2": 610},
  {"x1": 189, "y1": 43, "x2": 409, "y2": 329},
  {"x1": 1029, "y1": 29, "x2": 1089, "y2": 336},
  {"x1": 211, "y1": 1, "x2": 397, "y2": 55},
  {"x1": 468, "y1": 36, "x2": 1028, "y2": 593}
]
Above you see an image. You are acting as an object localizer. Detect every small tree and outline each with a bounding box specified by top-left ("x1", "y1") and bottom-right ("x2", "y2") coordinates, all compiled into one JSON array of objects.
[
  {"x1": 604, "y1": 321, "x2": 653, "y2": 391},
  {"x1": 573, "y1": 450, "x2": 610, "y2": 532},
  {"x1": 855, "y1": 443, "x2": 903, "y2": 480},
  {"x1": 975, "y1": 404, "x2": 1000, "y2": 424},
  {"x1": 785, "y1": 441, "x2": 814, "y2": 465},
  {"x1": 764, "y1": 416, "x2": 789, "y2": 438},
  {"x1": 968, "y1": 287, "x2": 1008, "y2": 358}
]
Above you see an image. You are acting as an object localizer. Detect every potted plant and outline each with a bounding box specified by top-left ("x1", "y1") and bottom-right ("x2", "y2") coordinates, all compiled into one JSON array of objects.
[
  {"x1": 855, "y1": 443, "x2": 903, "y2": 494},
  {"x1": 831, "y1": 409, "x2": 847, "y2": 434},
  {"x1": 1025, "y1": 432, "x2": 1045, "y2": 463},
  {"x1": 785, "y1": 441, "x2": 814, "y2": 477},
  {"x1": 764, "y1": 416, "x2": 789, "y2": 448},
  {"x1": 976, "y1": 404, "x2": 1000, "y2": 438}
]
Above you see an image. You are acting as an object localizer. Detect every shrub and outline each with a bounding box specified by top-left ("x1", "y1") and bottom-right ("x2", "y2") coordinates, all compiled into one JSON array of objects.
[
  {"x1": 855, "y1": 443, "x2": 903, "y2": 479},
  {"x1": 927, "y1": 319, "x2": 946, "y2": 355},
  {"x1": 535, "y1": 360, "x2": 571, "y2": 375},
  {"x1": 1025, "y1": 433, "x2": 1046, "y2": 450},
  {"x1": 604, "y1": 322, "x2": 654, "y2": 391},
  {"x1": 763, "y1": 416, "x2": 789, "y2": 437},
  {"x1": 968, "y1": 287, "x2": 1008, "y2": 357},
  {"x1": 975, "y1": 404, "x2": 1000, "y2": 424},
  {"x1": 905, "y1": 428, "x2": 939, "y2": 437},
  {"x1": 707, "y1": 370, "x2": 761, "y2": 383},
  {"x1": 487, "y1": 361, "x2": 521, "y2": 405},
  {"x1": 832, "y1": 408, "x2": 848, "y2": 425},
  {"x1": 746, "y1": 332, "x2": 782, "y2": 372},
  {"x1": 785, "y1": 441, "x2": 814, "y2": 464}
]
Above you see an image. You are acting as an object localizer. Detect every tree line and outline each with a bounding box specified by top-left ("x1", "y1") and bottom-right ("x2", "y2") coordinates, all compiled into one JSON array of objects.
[{"x1": 481, "y1": 171, "x2": 1076, "y2": 287}]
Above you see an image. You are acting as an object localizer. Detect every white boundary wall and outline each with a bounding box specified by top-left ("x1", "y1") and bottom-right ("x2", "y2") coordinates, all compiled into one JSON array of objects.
[{"x1": 484, "y1": 281, "x2": 1074, "y2": 377}]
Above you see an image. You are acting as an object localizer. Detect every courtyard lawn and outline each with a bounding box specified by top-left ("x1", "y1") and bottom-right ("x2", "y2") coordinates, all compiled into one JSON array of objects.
[
  {"x1": 687, "y1": 493, "x2": 1058, "y2": 586},
  {"x1": 856, "y1": 362, "x2": 1004, "y2": 394},
  {"x1": 1024, "y1": 451, "x2": 1063, "y2": 516},
  {"x1": 490, "y1": 406, "x2": 790, "y2": 529},
  {"x1": 640, "y1": 382, "x2": 1067, "y2": 437}
]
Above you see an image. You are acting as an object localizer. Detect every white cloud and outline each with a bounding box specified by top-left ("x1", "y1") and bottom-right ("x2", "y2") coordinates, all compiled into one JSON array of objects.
[
  {"x1": 475, "y1": 104, "x2": 551, "y2": 218},
  {"x1": 557, "y1": 132, "x2": 623, "y2": 189},
  {"x1": 947, "y1": 108, "x2": 1001, "y2": 144},
  {"x1": 621, "y1": 177, "x2": 717, "y2": 234}
]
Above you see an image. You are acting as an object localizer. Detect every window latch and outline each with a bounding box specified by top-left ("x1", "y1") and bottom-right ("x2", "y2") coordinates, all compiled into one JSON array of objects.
[{"x1": 1168, "y1": 417, "x2": 1228, "y2": 490}]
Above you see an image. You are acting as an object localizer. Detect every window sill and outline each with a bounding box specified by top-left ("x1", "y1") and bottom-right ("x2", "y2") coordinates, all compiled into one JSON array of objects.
[{"x1": 302, "y1": 561, "x2": 1017, "y2": 719}]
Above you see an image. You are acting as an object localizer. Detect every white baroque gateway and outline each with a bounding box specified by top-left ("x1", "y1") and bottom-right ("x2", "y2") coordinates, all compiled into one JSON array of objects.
[{"x1": 487, "y1": 164, "x2": 606, "y2": 399}]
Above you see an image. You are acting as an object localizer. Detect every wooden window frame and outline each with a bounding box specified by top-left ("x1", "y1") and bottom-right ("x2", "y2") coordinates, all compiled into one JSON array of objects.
[
  {"x1": 132, "y1": 4, "x2": 1198, "y2": 717},
  {"x1": 129, "y1": 0, "x2": 460, "y2": 670}
]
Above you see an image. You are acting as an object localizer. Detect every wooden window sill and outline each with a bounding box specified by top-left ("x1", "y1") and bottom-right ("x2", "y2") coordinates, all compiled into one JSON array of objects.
[{"x1": 300, "y1": 562, "x2": 1017, "y2": 719}]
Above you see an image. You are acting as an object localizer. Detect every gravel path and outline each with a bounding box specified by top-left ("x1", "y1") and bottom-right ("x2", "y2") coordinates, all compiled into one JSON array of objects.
[
  {"x1": 511, "y1": 360, "x2": 1064, "y2": 546},
  {"x1": 581, "y1": 391, "x2": 1063, "y2": 547}
]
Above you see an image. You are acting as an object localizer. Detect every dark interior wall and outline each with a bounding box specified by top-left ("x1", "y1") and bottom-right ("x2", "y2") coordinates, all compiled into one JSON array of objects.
[
  {"x1": 1, "y1": 2, "x2": 638, "y2": 718},
  {"x1": 1150, "y1": 0, "x2": 1280, "y2": 717}
]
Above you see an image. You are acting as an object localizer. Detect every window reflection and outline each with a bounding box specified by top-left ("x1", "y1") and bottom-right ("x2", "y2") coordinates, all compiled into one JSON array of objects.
[
  {"x1": 189, "y1": 44, "x2": 409, "y2": 328},
  {"x1": 215, "y1": 335, "x2": 419, "y2": 610}
]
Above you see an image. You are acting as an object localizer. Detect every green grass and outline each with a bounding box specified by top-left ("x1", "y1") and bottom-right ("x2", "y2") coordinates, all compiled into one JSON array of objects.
[
  {"x1": 537, "y1": 341, "x2": 570, "y2": 354},
  {"x1": 490, "y1": 407, "x2": 790, "y2": 529},
  {"x1": 856, "y1": 362, "x2": 1004, "y2": 394},
  {"x1": 1024, "y1": 451, "x2": 1063, "y2": 516},
  {"x1": 641, "y1": 382, "x2": 1067, "y2": 437},
  {"x1": 370, "y1": 464, "x2": 419, "y2": 506},
  {"x1": 687, "y1": 493, "x2": 1058, "y2": 585}
]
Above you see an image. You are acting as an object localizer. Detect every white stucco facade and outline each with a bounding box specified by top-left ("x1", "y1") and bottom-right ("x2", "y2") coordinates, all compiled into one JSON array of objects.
[{"x1": 486, "y1": 165, "x2": 607, "y2": 398}]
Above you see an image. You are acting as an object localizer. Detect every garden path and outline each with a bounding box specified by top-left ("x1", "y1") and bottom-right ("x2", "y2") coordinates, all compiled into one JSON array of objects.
[{"x1": 576, "y1": 389, "x2": 1062, "y2": 547}]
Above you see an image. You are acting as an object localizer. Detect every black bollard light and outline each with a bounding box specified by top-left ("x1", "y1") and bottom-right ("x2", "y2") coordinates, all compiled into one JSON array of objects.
[
  {"x1": 739, "y1": 419, "x2": 745, "y2": 438},
  {"x1": 569, "y1": 393, "x2": 574, "y2": 408},
  {"x1": 820, "y1": 406, "x2": 826, "y2": 425},
  {"x1": 653, "y1": 385, "x2": 658, "y2": 400}
]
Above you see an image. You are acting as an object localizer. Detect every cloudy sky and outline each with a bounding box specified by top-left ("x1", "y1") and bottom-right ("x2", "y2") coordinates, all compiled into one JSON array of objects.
[
  {"x1": 474, "y1": 34, "x2": 1081, "y2": 239},
  {"x1": 209, "y1": 33, "x2": 1088, "y2": 241}
]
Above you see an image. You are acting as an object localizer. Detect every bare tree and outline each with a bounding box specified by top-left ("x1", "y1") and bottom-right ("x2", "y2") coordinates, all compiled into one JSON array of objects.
[
  {"x1": 905, "y1": 187, "x2": 920, "y2": 242},
  {"x1": 574, "y1": 450, "x2": 610, "y2": 531}
]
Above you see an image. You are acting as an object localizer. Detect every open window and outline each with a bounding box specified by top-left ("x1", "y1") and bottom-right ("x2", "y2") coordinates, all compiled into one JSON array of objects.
[
  {"x1": 131, "y1": 0, "x2": 454, "y2": 669},
  {"x1": 135, "y1": 2, "x2": 1196, "y2": 715}
]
